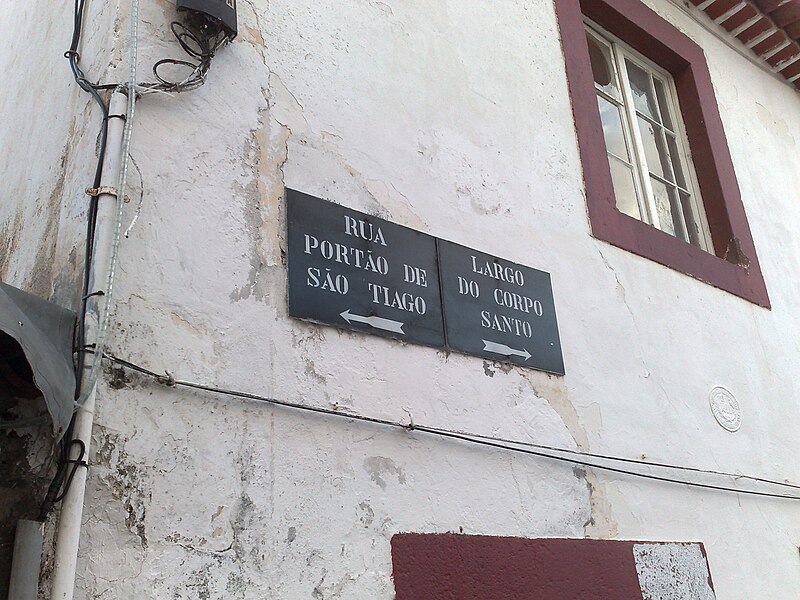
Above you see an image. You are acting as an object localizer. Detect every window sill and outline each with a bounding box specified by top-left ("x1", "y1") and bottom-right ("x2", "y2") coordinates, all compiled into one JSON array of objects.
[{"x1": 591, "y1": 208, "x2": 769, "y2": 307}]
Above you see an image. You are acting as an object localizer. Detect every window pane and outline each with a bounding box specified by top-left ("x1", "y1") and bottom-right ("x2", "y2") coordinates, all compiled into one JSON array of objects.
[
  {"x1": 637, "y1": 117, "x2": 672, "y2": 180},
  {"x1": 586, "y1": 33, "x2": 620, "y2": 100},
  {"x1": 597, "y1": 95, "x2": 628, "y2": 159},
  {"x1": 609, "y1": 156, "x2": 641, "y2": 219},
  {"x1": 653, "y1": 78, "x2": 674, "y2": 131},
  {"x1": 625, "y1": 59, "x2": 658, "y2": 121},
  {"x1": 650, "y1": 178, "x2": 686, "y2": 238},
  {"x1": 679, "y1": 190, "x2": 702, "y2": 247},
  {"x1": 666, "y1": 133, "x2": 687, "y2": 188}
]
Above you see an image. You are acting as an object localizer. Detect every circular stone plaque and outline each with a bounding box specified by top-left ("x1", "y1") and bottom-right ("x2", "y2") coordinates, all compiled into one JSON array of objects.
[{"x1": 709, "y1": 386, "x2": 741, "y2": 432}]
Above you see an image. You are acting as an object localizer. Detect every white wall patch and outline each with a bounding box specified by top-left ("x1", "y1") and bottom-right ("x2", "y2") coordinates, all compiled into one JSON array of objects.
[{"x1": 633, "y1": 543, "x2": 716, "y2": 600}]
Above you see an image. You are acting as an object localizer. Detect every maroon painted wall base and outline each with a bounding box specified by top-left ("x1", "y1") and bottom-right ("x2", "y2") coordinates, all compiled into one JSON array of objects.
[{"x1": 392, "y1": 534, "x2": 714, "y2": 600}]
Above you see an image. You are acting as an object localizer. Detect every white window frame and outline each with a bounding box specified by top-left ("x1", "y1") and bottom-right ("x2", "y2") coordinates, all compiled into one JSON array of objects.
[{"x1": 585, "y1": 20, "x2": 714, "y2": 252}]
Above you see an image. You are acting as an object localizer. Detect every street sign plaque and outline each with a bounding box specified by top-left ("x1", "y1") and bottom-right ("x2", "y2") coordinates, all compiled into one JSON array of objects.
[
  {"x1": 438, "y1": 239, "x2": 565, "y2": 374},
  {"x1": 287, "y1": 189, "x2": 445, "y2": 348}
]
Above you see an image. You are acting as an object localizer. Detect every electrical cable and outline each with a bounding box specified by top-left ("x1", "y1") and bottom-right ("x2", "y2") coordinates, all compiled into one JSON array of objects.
[
  {"x1": 74, "y1": 0, "x2": 138, "y2": 407},
  {"x1": 446, "y1": 429, "x2": 800, "y2": 492},
  {"x1": 43, "y1": 0, "x2": 112, "y2": 519},
  {"x1": 134, "y1": 16, "x2": 229, "y2": 95},
  {"x1": 43, "y1": 0, "x2": 138, "y2": 517},
  {"x1": 45, "y1": 0, "x2": 228, "y2": 518},
  {"x1": 68, "y1": 0, "x2": 110, "y2": 397},
  {"x1": 39, "y1": 439, "x2": 87, "y2": 520},
  {"x1": 104, "y1": 352, "x2": 800, "y2": 501}
]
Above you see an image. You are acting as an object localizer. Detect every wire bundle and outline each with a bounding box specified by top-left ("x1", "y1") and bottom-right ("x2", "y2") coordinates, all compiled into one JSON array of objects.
[{"x1": 139, "y1": 18, "x2": 229, "y2": 94}]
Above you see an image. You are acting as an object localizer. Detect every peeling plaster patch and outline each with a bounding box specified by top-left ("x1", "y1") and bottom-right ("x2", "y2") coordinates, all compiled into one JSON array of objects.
[
  {"x1": 0, "y1": 210, "x2": 24, "y2": 282},
  {"x1": 521, "y1": 372, "x2": 585, "y2": 448},
  {"x1": 170, "y1": 311, "x2": 206, "y2": 337},
  {"x1": 93, "y1": 428, "x2": 150, "y2": 549},
  {"x1": 107, "y1": 364, "x2": 134, "y2": 390},
  {"x1": 357, "y1": 501, "x2": 375, "y2": 527},
  {"x1": 312, "y1": 570, "x2": 356, "y2": 600},
  {"x1": 634, "y1": 543, "x2": 716, "y2": 599},
  {"x1": 303, "y1": 359, "x2": 328, "y2": 385},
  {"x1": 269, "y1": 72, "x2": 311, "y2": 139},
  {"x1": 520, "y1": 371, "x2": 616, "y2": 537},
  {"x1": 363, "y1": 456, "x2": 406, "y2": 489},
  {"x1": 574, "y1": 467, "x2": 617, "y2": 539},
  {"x1": 231, "y1": 87, "x2": 291, "y2": 304},
  {"x1": 242, "y1": 24, "x2": 265, "y2": 48},
  {"x1": 291, "y1": 326, "x2": 327, "y2": 348},
  {"x1": 584, "y1": 470, "x2": 616, "y2": 538},
  {"x1": 366, "y1": 0, "x2": 394, "y2": 17}
]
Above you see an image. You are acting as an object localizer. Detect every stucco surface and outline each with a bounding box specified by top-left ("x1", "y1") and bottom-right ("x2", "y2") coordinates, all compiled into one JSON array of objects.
[{"x1": 2, "y1": 0, "x2": 800, "y2": 598}]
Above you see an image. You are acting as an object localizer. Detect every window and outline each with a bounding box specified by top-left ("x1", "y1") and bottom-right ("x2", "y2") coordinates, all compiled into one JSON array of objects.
[
  {"x1": 555, "y1": 0, "x2": 770, "y2": 308},
  {"x1": 585, "y1": 23, "x2": 712, "y2": 251}
]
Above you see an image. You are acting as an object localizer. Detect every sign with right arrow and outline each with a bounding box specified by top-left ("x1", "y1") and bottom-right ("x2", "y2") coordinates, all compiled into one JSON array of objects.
[{"x1": 438, "y1": 240, "x2": 565, "y2": 375}]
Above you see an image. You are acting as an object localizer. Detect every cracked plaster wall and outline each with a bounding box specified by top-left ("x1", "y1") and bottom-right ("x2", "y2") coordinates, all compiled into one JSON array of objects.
[
  {"x1": 3, "y1": 0, "x2": 800, "y2": 598},
  {"x1": 79, "y1": 0, "x2": 800, "y2": 597}
]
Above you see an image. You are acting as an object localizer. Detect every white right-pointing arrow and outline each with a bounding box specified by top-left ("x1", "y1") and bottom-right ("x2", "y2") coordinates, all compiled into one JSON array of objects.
[
  {"x1": 482, "y1": 339, "x2": 531, "y2": 361},
  {"x1": 340, "y1": 309, "x2": 405, "y2": 334}
]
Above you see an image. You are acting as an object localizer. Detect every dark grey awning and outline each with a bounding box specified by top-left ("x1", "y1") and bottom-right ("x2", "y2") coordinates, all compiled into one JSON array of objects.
[{"x1": 0, "y1": 282, "x2": 76, "y2": 436}]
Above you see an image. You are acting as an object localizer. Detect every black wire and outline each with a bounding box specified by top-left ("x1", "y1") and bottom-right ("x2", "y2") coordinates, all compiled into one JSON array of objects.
[
  {"x1": 44, "y1": 4, "x2": 229, "y2": 518},
  {"x1": 69, "y1": 0, "x2": 111, "y2": 396},
  {"x1": 442, "y1": 429, "x2": 800, "y2": 492},
  {"x1": 52, "y1": 440, "x2": 87, "y2": 503},
  {"x1": 105, "y1": 353, "x2": 800, "y2": 501},
  {"x1": 42, "y1": 0, "x2": 112, "y2": 519},
  {"x1": 139, "y1": 19, "x2": 228, "y2": 94},
  {"x1": 39, "y1": 440, "x2": 87, "y2": 520}
]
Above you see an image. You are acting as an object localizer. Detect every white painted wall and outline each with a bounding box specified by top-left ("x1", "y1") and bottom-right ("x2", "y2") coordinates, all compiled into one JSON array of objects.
[
  {"x1": 3, "y1": 0, "x2": 800, "y2": 598},
  {"x1": 0, "y1": 0, "x2": 121, "y2": 308}
]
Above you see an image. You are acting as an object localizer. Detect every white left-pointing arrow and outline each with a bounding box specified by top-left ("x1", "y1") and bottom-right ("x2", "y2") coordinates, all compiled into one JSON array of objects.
[
  {"x1": 340, "y1": 309, "x2": 405, "y2": 334},
  {"x1": 482, "y1": 339, "x2": 531, "y2": 361}
]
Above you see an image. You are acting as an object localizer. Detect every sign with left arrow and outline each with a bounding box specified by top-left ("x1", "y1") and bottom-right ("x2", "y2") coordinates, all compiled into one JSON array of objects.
[{"x1": 287, "y1": 189, "x2": 445, "y2": 348}]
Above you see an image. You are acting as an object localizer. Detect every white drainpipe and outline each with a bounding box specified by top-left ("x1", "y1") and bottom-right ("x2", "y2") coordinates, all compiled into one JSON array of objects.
[{"x1": 49, "y1": 89, "x2": 129, "y2": 600}]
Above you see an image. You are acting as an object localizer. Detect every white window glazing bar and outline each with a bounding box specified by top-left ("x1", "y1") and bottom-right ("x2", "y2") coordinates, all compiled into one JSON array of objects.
[
  {"x1": 614, "y1": 45, "x2": 661, "y2": 229},
  {"x1": 663, "y1": 76, "x2": 714, "y2": 251}
]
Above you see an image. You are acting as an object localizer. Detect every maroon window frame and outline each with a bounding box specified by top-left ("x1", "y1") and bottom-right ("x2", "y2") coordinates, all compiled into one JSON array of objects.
[{"x1": 555, "y1": 0, "x2": 770, "y2": 308}]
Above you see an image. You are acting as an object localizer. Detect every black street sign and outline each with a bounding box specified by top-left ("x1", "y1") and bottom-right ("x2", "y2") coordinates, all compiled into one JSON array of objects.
[
  {"x1": 287, "y1": 189, "x2": 445, "y2": 348},
  {"x1": 438, "y1": 239, "x2": 565, "y2": 374}
]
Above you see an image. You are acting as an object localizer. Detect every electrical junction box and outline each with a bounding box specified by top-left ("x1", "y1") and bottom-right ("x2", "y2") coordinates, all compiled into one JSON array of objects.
[{"x1": 177, "y1": 0, "x2": 238, "y2": 38}]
